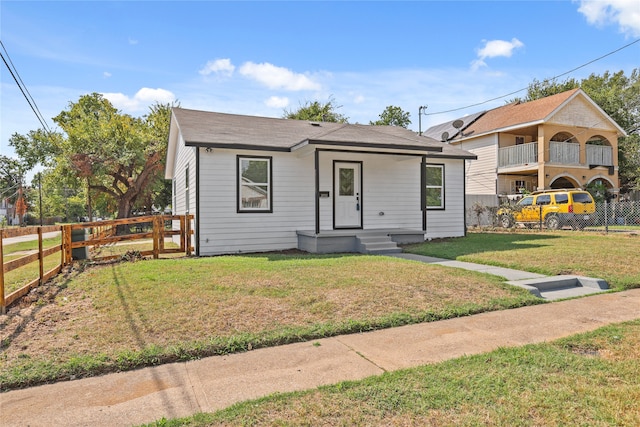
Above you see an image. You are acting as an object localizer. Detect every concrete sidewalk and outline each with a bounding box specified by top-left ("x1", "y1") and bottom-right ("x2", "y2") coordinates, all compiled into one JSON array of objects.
[{"x1": 2, "y1": 289, "x2": 639, "y2": 427}]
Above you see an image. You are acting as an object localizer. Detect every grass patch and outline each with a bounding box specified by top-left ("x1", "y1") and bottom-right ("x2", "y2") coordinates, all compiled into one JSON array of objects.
[
  {"x1": 2, "y1": 237, "x2": 64, "y2": 294},
  {"x1": 2, "y1": 236, "x2": 61, "y2": 256},
  {"x1": 144, "y1": 320, "x2": 640, "y2": 426},
  {"x1": 89, "y1": 240, "x2": 180, "y2": 258},
  {"x1": 404, "y1": 231, "x2": 640, "y2": 289},
  {"x1": 0, "y1": 253, "x2": 540, "y2": 390}
]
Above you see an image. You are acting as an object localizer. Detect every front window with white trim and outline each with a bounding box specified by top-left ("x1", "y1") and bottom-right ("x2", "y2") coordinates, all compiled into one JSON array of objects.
[
  {"x1": 426, "y1": 164, "x2": 444, "y2": 209},
  {"x1": 238, "y1": 156, "x2": 272, "y2": 212}
]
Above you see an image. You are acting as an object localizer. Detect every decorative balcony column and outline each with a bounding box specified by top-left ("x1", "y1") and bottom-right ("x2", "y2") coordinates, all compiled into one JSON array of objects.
[{"x1": 537, "y1": 126, "x2": 546, "y2": 191}]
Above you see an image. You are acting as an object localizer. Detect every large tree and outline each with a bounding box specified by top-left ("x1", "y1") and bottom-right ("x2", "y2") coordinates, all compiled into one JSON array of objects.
[
  {"x1": 369, "y1": 105, "x2": 412, "y2": 128},
  {"x1": 10, "y1": 93, "x2": 173, "y2": 219},
  {"x1": 283, "y1": 97, "x2": 349, "y2": 123},
  {"x1": 516, "y1": 70, "x2": 640, "y2": 192},
  {"x1": 0, "y1": 155, "x2": 27, "y2": 204}
]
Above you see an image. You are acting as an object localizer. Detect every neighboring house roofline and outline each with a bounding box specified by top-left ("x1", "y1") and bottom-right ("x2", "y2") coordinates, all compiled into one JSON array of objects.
[
  {"x1": 448, "y1": 119, "x2": 546, "y2": 142},
  {"x1": 429, "y1": 88, "x2": 627, "y2": 145},
  {"x1": 548, "y1": 89, "x2": 627, "y2": 136}
]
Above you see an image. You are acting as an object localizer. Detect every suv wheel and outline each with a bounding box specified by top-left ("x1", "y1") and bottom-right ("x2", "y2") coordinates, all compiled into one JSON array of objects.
[
  {"x1": 500, "y1": 214, "x2": 513, "y2": 228},
  {"x1": 545, "y1": 214, "x2": 560, "y2": 230}
]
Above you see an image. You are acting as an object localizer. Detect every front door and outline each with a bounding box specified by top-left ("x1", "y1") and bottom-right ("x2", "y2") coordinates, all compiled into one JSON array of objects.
[{"x1": 334, "y1": 161, "x2": 362, "y2": 228}]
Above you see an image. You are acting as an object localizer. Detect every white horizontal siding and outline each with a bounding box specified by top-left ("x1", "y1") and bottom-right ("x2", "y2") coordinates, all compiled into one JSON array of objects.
[
  {"x1": 318, "y1": 152, "x2": 422, "y2": 231},
  {"x1": 195, "y1": 148, "x2": 468, "y2": 254},
  {"x1": 169, "y1": 136, "x2": 196, "y2": 248},
  {"x1": 426, "y1": 158, "x2": 466, "y2": 239},
  {"x1": 452, "y1": 136, "x2": 498, "y2": 195},
  {"x1": 198, "y1": 149, "x2": 315, "y2": 255},
  {"x1": 172, "y1": 135, "x2": 196, "y2": 215}
]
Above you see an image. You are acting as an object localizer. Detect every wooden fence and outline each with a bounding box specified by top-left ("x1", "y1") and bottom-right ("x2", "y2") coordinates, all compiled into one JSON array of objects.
[{"x1": 1, "y1": 214, "x2": 193, "y2": 313}]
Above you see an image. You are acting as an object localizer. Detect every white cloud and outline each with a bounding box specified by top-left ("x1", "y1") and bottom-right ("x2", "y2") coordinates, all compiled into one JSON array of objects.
[
  {"x1": 577, "y1": 0, "x2": 640, "y2": 37},
  {"x1": 103, "y1": 71, "x2": 112, "y2": 78},
  {"x1": 471, "y1": 38, "x2": 524, "y2": 71},
  {"x1": 239, "y1": 62, "x2": 321, "y2": 91},
  {"x1": 102, "y1": 88, "x2": 176, "y2": 112},
  {"x1": 265, "y1": 96, "x2": 289, "y2": 108},
  {"x1": 199, "y1": 58, "x2": 235, "y2": 77},
  {"x1": 128, "y1": 38, "x2": 139, "y2": 45}
]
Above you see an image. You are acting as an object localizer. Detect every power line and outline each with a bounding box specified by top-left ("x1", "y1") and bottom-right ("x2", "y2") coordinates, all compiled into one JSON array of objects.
[
  {"x1": 425, "y1": 38, "x2": 640, "y2": 116},
  {"x1": 0, "y1": 40, "x2": 52, "y2": 134}
]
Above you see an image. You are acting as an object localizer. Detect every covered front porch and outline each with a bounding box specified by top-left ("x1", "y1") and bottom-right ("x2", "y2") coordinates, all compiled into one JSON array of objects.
[{"x1": 296, "y1": 228, "x2": 425, "y2": 254}]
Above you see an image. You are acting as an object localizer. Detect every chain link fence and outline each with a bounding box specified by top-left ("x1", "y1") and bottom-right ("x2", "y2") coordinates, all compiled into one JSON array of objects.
[
  {"x1": 467, "y1": 199, "x2": 640, "y2": 233},
  {"x1": 586, "y1": 200, "x2": 640, "y2": 232}
]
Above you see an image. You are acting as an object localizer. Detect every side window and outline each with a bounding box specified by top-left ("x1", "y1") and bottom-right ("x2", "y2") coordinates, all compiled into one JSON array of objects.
[
  {"x1": 555, "y1": 193, "x2": 569, "y2": 204},
  {"x1": 425, "y1": 164, "x2": 444, "y2": 209},
  {"x1": 536, "y1": 195, "x2": 551, "y2": 205},
  {"x1": 573, "y1": 193, "x2": 593, "y2": 203},
  {"x1": 238, "y1": 156, "x2": 272, "y2": 213},
  {"x1": 518, "y1": 196, "x2": 534, "y2": 207}
]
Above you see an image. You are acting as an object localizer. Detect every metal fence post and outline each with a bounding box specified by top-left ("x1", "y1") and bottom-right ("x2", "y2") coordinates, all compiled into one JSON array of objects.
[
  {"x1": 38, "y1": 227, "x2": 44, "y2": 285},
  {"x1": 539, "y1": 205, "x2": 543, "y2": 230},
  {"x1": 604, "y1": 199, "x2": 608, "y2": 234}
]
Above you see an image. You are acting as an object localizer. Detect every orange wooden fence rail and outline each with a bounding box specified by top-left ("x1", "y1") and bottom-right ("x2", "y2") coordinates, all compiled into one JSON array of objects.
[{"x1": 1, "y1": 215, "x2": 193, "y2": 313}]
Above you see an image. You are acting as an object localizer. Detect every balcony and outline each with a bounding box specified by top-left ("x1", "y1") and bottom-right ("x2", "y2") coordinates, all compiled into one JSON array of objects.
[
  {"x1": 499, "y1": 141, "x2": 614, "y2": 169},
  {"x1": 499, "y1": 142, "x2": 537, "y2": 168},
  {"x1": 549, "y1": 141, "x2": 579, "y2": 164},
  {"x1": 586, "y1": 144, "x2": 613, "y2": 166}
]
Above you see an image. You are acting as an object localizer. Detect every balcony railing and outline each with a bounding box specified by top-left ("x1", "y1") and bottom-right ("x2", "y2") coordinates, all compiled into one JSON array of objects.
[
  {"x1": 499, "y1": 141, "x2": 614, "y2": 169},
  {"x1": 498, "y1": 143, "x2": 537, "y2": 168},
  {"x1": 586, "y1": 144, "x2": 613, "y2": 166},
  {"x1": 549, "y1": 141, "x2": 580, "y2": 164}
]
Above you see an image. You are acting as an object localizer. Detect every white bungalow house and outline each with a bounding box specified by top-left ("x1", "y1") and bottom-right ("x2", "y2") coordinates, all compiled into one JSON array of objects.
[
  {"x1": 165, "y1": 108, "x2": 476, "y2": 256},
  {"x1": 424, "y1": 88, "x2": 626, "y2": 208}
]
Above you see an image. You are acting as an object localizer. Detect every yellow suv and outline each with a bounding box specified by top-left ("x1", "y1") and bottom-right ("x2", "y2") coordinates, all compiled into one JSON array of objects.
[{"x1": 498, "y1": 189, "x2": 595, "y2": 230}]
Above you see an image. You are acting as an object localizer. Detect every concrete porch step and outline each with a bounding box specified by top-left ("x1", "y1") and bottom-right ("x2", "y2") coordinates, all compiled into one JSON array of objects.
[{"x1": 356, "y1": 235, "x2": 402, "y2": 254}]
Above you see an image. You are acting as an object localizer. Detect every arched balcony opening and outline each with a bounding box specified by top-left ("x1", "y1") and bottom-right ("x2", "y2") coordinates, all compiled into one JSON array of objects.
[
  {"x1": 550, "y1": 176, "x2": 580, "y2": 189},
  {"x1": 586, "y1": 135, "x2": 613, "y2": 166},
  {"x1": 549, "y1": 132, "x2": 579, "y2": 164}
]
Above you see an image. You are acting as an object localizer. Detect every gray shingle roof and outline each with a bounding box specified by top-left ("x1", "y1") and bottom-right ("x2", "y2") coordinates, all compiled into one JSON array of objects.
[
  {"x1": 172, "y1": 108, "x2": 476, "y2": 159},
  {"x1": 423, "y1": 110, "x2": 487, "y2": 142}
]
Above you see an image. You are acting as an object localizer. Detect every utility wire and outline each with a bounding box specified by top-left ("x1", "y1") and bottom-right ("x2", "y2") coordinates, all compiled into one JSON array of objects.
[
  {"x1": 425, "y1": 38, "x2": 640, "y2": 116},
  {"x1": 0, "y1": 40, "x2": 52, "y2": 134}
]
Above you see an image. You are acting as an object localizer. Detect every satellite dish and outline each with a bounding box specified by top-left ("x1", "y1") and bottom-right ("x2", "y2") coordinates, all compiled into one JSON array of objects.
[
  {"x1": 452, "y1": 119, "x2": 464, "y2": 129},
  {"x1": 441, "y1": 131, "x2": 450, "y2": 141}
]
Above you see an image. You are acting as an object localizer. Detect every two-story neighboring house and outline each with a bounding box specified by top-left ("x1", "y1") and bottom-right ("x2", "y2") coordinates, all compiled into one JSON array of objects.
[{"x1": 424, "y1": 88, "x2": 626, "y2": 206}]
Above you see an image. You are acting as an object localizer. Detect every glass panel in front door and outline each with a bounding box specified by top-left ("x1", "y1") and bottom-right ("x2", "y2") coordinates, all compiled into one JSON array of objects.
[{"x1": 339, "y1": 168, "x2": 354, "y2": 196}]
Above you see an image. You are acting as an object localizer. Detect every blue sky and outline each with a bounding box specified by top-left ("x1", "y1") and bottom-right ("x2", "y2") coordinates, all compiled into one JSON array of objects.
[{"x1": 1, "y1": 1, "x2": 639, "y2": 165}]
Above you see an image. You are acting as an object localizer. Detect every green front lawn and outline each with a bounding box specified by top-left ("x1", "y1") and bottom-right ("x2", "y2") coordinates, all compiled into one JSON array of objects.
[
  {"x1": 405, "y1": 231, "x2": 640, "y2": 290},
  {"x1": 1, "y1": 252, "x2": 539, "y2": 390}
]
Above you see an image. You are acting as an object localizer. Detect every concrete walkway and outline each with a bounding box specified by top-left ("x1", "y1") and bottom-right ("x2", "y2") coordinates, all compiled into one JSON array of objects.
[
  {"x1": 2, "y1": 289, "x2": 639, "y2": 427},
  {"x1": 390, "y1": 253, "x2": 609, "y2": 300},
  {"x1": 391, "y1": 253, "x2": 547, "y2": 281}
]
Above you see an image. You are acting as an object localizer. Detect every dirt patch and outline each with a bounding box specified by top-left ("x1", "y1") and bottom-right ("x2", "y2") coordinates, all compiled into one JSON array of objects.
[{"x1": 1, "y1": 265, "x2": 92, "y2": 360}]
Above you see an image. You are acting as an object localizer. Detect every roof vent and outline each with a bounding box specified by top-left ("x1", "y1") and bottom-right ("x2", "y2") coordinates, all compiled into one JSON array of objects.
[{"x1": 310, "y1": 122, "x2": 321, "y2": 126}]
